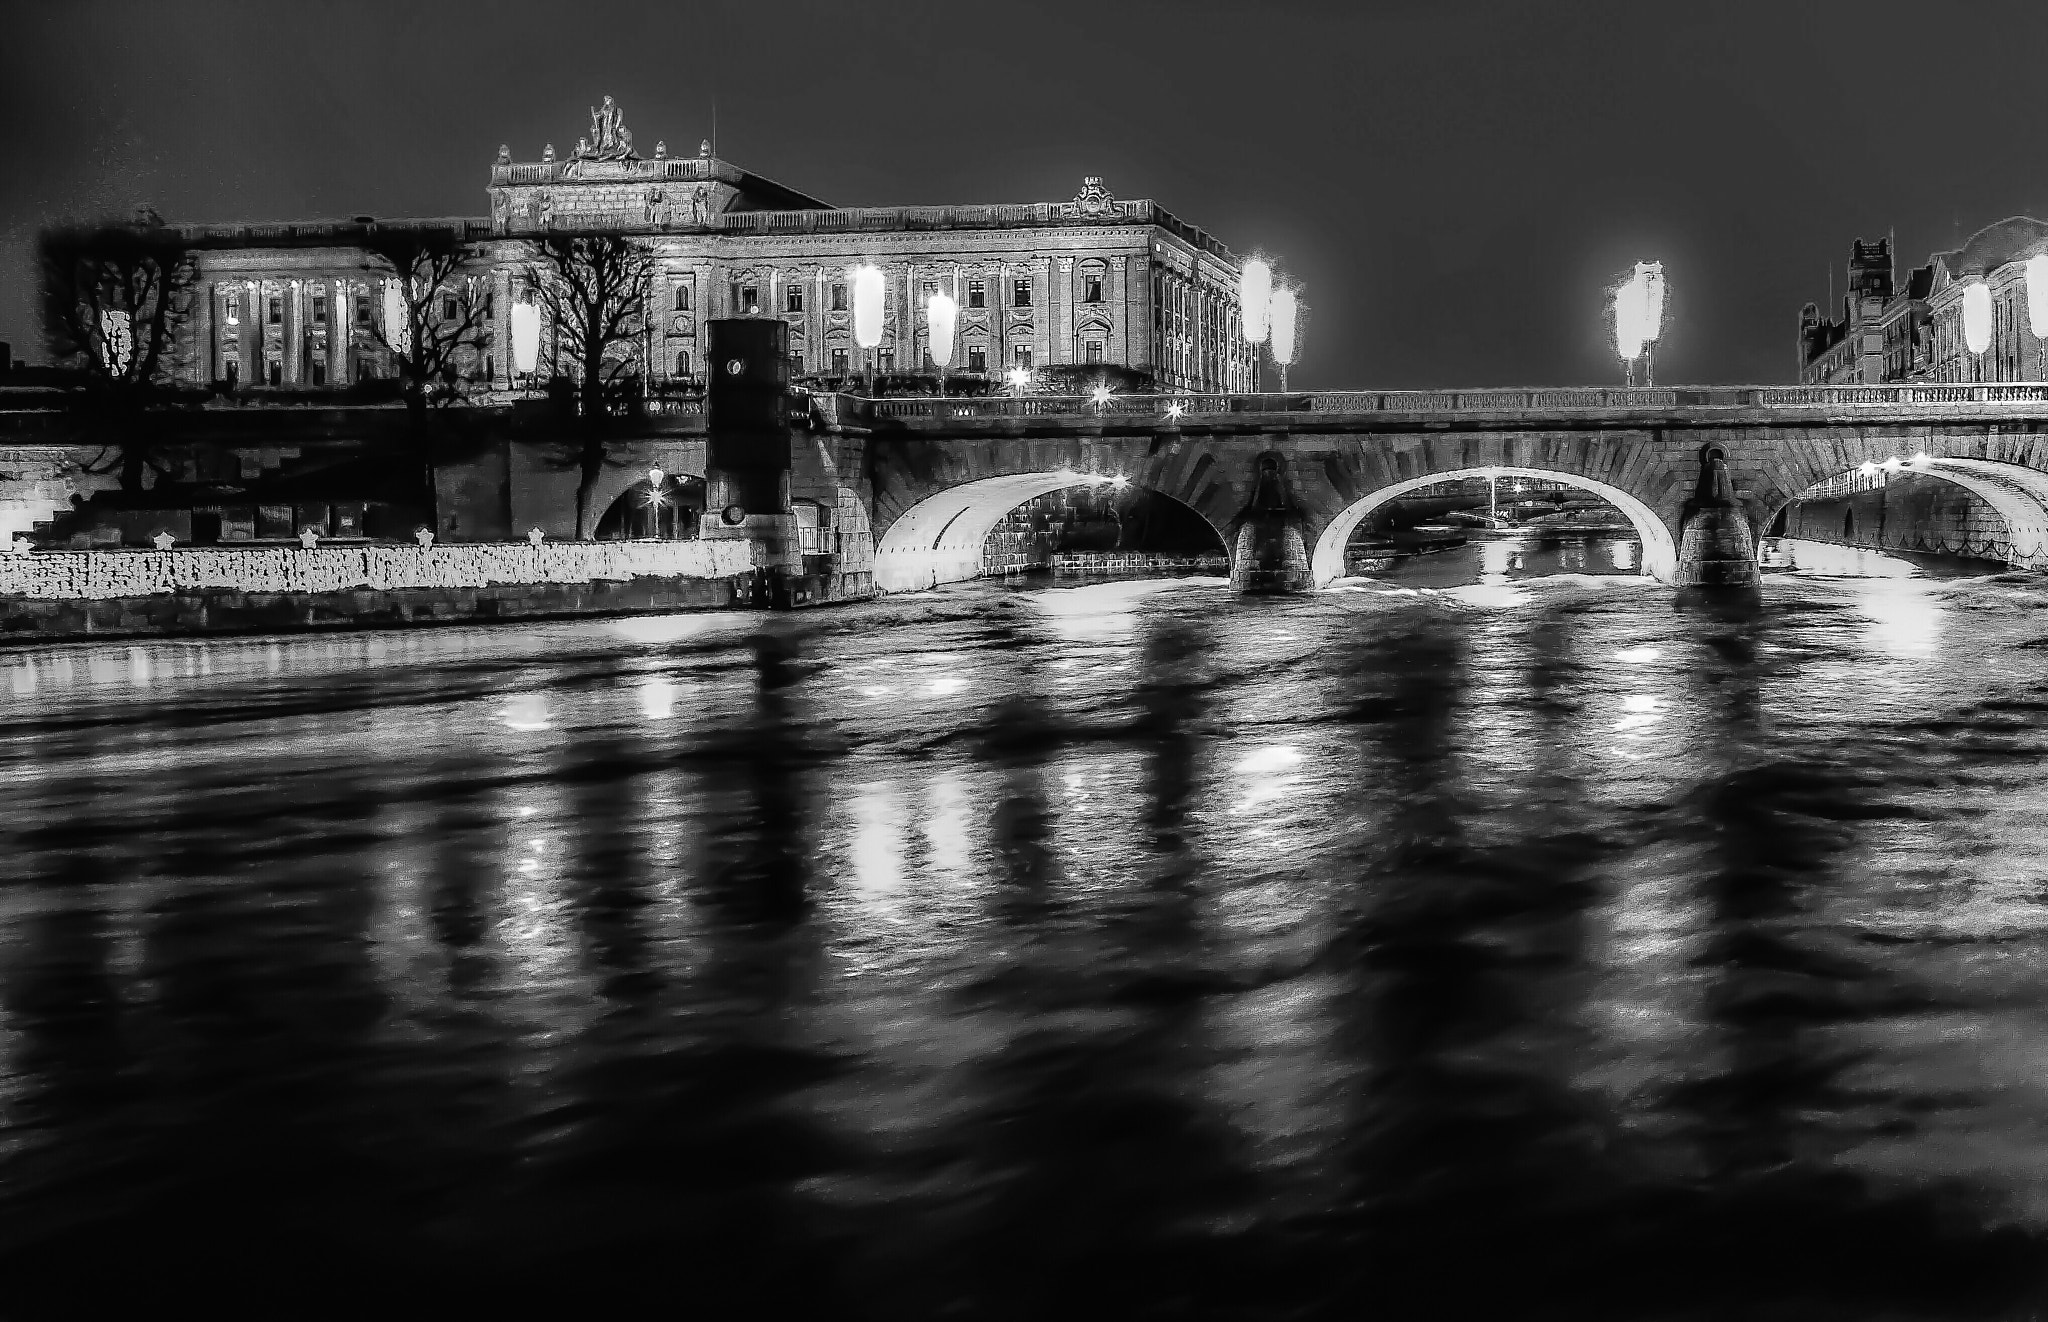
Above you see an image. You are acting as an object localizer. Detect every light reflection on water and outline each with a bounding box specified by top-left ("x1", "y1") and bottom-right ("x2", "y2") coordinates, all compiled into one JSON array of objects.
[{"x1": 3, "y1": 565, "x2": 2048, "y2": 1313}]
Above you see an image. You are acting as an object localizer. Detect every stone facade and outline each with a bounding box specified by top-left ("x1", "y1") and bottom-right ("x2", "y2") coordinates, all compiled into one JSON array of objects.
[
  {"x1": 1786, "y1": 472, "x2": 2019, "y2": 565},
  {"x1": 1801, "y1": 219, "x2": 2048, "y2": 386},
  {"x1": 156, "y1": 100, "x2": 1252, "y2": 399}
]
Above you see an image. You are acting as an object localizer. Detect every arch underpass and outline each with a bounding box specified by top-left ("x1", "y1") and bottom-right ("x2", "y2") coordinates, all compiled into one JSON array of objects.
[
  {"x1": 871, "y1": 472, "x2": 1230, "y2": 593},
  {"x1": 1308, "y1": 467, "x2": 1680, "y2": 587},
  {"x1": 1780, "y1": 458, "x2": 2048, "y2": 568}
]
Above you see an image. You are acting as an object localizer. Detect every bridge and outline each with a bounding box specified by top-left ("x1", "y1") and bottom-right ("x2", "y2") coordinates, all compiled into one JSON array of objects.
[
  {"x1": 9, "y1": 382, "x2": 2048, "y2": 595},
  {"x1": 855, "y1": 384, "x2": 2048, "y2": 591}
]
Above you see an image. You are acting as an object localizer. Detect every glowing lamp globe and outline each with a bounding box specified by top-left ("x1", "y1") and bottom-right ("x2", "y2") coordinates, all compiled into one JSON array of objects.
[
  {"x1": 2029, "y1": 256, "x2": 2048, "y2": 340},
  {"x1": 1269, "y1": 287, "x2": 1300, "y2": 367},
  {"x1": 852, "y1": 264, "x2": 885, "y2": 350},
  {"x1": 382, "y1": 280, "x2": 411, "y2": 357},
  {"x1": 927, "y1": 292, "x2": 958, "y2": 370},
  {"x1": 1614, "y1": 272, "x2": 1649, "y2": 362},
  {"x1": 1963, "y1": 281, "x2": 1993, "y2": 356},
  {"x1": 1239, "y1": 259, "x2": 1273, "y2": 344},
  {"x1": 1636, "y1": 261, "x2": 1666, "y2": 346},
  {"x1": 510, "y1": 301, "x2": 540, "y2": 374}
]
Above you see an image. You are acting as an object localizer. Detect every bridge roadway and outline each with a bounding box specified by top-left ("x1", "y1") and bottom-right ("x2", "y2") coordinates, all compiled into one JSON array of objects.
[{"x1": 9, "y1": 383, "x2": 2048, "y2": 592}]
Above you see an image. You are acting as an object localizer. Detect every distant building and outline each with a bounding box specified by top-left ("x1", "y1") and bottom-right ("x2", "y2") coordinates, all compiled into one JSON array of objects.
[
  {"x1": 1799, "y1": 219, "x2": 2048, "y2": 385},
  {"x1": 73, "y1": 98, "x2": 1253, "y2": 396}
]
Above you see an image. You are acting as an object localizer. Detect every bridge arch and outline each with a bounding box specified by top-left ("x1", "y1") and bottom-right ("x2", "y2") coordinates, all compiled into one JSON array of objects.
[
  {"x1": 871, "y1": 471, "x2": 1229, "y2": 593},
  {"x1": 1775, "y1": 457, "x2": 2048, "y2": 568},
  {"x1": 1309, "y1": 466, "x2": 1679, "y2": 587}
]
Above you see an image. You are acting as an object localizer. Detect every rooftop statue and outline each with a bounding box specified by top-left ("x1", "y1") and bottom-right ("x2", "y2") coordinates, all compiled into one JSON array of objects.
[{"x1": 574, "y1": 95, "x2": 638, "y2": 162}]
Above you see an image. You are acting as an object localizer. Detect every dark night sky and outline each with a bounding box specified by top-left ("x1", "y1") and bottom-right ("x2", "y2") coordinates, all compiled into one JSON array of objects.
[{"x1": 6, "y1": 0, "x2": 2048, "y2": 388}]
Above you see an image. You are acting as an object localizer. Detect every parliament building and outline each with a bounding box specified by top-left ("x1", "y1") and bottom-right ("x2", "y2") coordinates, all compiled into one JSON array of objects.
[{"x1": 166, "y1": 97, "x2": 1254, "y2": 397}]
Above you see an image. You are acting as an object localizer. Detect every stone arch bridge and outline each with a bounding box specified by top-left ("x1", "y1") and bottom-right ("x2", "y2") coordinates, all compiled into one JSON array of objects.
[{"x1": 848, "y1": 385, "x2": 2048, "y2": 592}]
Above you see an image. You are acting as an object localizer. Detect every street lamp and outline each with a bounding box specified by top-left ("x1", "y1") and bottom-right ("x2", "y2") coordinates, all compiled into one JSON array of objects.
[
  {"x1": 1269, "y1": 286, "x2": 1301, "y2": 391},
  {"x1": 1613, "y1": 261, "x2": 1665, "y2": 386},
  {"x1": 1238, "y1": 258, "x2": 1272, "y2": 392},
  {"x1": 511, "y1": 300, "x2": 540, "y2": 386},
  {"x1": 927, "y1": 290, "x2": 957, "y2": 398},
  {"x1": 382, "y1": 278, "x2": 412, "y2": 358},
  {"x1": 1963, "y1": 280, "x2": 1992, "y2": 382},
  {"x1": 853, "y1": 263, "x2": 885, "y2": 394}
]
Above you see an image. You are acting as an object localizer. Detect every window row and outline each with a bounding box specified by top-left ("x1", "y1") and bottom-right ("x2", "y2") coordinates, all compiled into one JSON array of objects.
[{"x1": 677, "y1": 274, "x2": 1109, "y2": 315}]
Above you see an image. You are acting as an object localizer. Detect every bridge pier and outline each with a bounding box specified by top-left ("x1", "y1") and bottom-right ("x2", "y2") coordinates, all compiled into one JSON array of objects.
[
  {"x1": 1673, "y1": 447, "x2": 1760, "y2": 589},
  {"x1": 1229, "y1": 452, "x2": 1312, "y2": 594}
]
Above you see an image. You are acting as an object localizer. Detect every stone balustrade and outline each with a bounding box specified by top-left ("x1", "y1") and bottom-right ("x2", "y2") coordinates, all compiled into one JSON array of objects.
[{"x1": 0, "y1": 540, "x2": 758, "y2": 601}]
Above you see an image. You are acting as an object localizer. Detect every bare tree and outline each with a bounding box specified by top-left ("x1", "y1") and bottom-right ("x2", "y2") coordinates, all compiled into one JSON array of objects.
[
  {"x1": 359, "y1": 226, "x2": 494, "y2": 528},
  {"x1": 524, "y1": 232, "x2": 655, "y2": 537},
  {"x1": 38, "y1": 215, "x2": 197, "y2": 492}
]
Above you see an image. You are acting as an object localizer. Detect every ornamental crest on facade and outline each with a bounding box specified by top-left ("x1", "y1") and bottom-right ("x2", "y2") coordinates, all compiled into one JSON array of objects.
[{"x1": 1068, "y1": 176, "x2": 1117, "y2": 218}]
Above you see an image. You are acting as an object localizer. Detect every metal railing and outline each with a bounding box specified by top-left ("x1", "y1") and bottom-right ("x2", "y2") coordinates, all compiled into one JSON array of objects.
[{"x1": 857, "y1": 383, "x2": 2048, "y2": 422}]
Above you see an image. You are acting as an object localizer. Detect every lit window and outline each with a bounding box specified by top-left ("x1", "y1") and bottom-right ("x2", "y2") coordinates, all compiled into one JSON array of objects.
[
  {"x1": 1013, "y1": 345, "x2": 1033, "y2": 369},
  {"x1": 224, "y1": 293, "x2": 240, "y2": 323},
  {"x1": 967, "y1": 280, "x2": 986, "y2": 309},
  {"x1": 355, "y1": 294, "x2": 372, "y2": 325},
  {"x1": 268, "y1": 298, "x2": 282, "y2": 325},
  {"x1": 311, "y1": 361, "x2": 327, "y2": 386},
  {"x1": 267, "y1": 359, "x2": 282, "y2": 386},
  {"x1": 787, "y1": 351, "x2": 804, "y2": 374},
  {"x1": 741, "y1": 286, "x2": 758, "y2": 313},
  {"x1": 922, "y1": 281, "x2": 939, "y2": 301},
  {"x1": 675, "y1": 351, "x2": 690, "y2": 377},
  {"x1": 967, "y1": 345, "x2": 987, "y2": 373},
  {"x1": 1083, "y1": 276, "x2": 1103, "y2": 304},
  {"x1": 785, "y1": 285, "x2": 804, "y2": 313},
  {"x1": 1012, "y1": 279, "x2": 1032, "y2": 308},
  {"x1": 1083, "y1": 340, "x2": 1104, "y2": 363},
  {"x1": 673, "y1": 284, "x2": 691, "y2": 311},
  {"x1": 831, "y1": 347, "x2": 849, "y2": 373},
  {"x1": 877, "y1": 348, "x2": 895, "y2": 372},
  {"x1": 311, "y1": 296, "x2": 327, "y2": 324},
  {"x1": 831, "y1": 283, "x2": 848, "y2": 312}
]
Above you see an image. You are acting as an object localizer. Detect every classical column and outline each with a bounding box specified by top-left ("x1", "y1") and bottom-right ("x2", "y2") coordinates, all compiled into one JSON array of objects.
[
  {"x1": 242, "y1": 280, "x2": 260, "y2": 388},
  {"x1": 1034, "y1": 257, "x2": 1052, "y2": 370},
  {"x1": 1057, "y1": 256, "x2": 1075, "y2": 365},
  {"x1": 192, "y1": 279, "x2": 214, "y2": 386},
  {"x1": 1110, "y1": 255, "x2": 1129, "y2": 368}
]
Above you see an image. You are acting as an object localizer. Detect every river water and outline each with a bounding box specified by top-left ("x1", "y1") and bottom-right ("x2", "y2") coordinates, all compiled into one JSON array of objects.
[{"x1": 5, "y1": 530, "x2": 2048, "y2": 1317}]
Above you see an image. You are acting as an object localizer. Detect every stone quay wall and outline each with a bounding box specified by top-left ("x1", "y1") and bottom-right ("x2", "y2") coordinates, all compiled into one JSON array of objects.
[
  {"x1": 1787, "y1": 475, "x2": 2015, "y2": 564},
  {"x1": 0, "y1": 540, "x2": 758, "y2": 601},
  {"x1": 0, "y1": 540, "x2": 770, "y2": 645}
]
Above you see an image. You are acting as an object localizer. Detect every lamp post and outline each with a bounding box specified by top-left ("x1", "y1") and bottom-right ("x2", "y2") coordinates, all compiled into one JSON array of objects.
[
  {"x1": 927, "y1": 290, "x2": 957, "y2": 399},
  {"x1": 1613, "y1": 261, "x2": 1665, "y2": 387},
  {"x1": 1269, "y1": 285, "x2": 1300, "y2": 392},
  {"x1": 1963, "y1": 280, "x2": 1992, "y2": 383},
  {"x1": 852, "y1": 263, "x2": 885, "y2": 395},
  {"x1": 1238, "y1": 257, "x2": 1272, "y2": 393},
  {"x1": 510, "y1": 299, "x2": 540, "y2": 393}
]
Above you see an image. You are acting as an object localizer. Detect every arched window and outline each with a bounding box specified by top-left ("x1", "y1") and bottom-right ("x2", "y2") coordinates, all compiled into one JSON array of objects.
[
  {"x1": 675, "y1": 351, "x2": 691, "y2": 378},
  {"x1": 673, "y1": 284, "x2": 691, "y2": 311}
]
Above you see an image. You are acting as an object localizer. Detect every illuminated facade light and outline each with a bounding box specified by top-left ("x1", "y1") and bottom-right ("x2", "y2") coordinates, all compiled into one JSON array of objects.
[
  {"x1": 852, "y1": 264, "x2": 885, "y2": 350},
  {"x1": 926, "y1": 291, "x2": 957, "y2": 369},
  {"x1": 1006, "y1": 366, "x2": 1031, "y2": 393},
  {"x1": 1239, "y1": 258, "x2": 1273, "y2": 344},
  {"x1": 648, "y1": 467, "x2": 665, "y2": 490},
  {"x1": 1091, "y1": 384, "x2": 1112, "y2": 405},
  {"x1": 1858, "y1": 461, "x2": 1881, "y2": 476},
  {"x1": 1963, "y1": 281, "x2": 1993, "y2": 355},
  {"x1": 382, "y1": 279, "x2": 412, "y2": 357},
  {"x1": 510, "y1": 300, "x2": 540, "y2": 374},
  {"x1": 1165, "y1": 401, "x2": 1186, "y2": 420}
]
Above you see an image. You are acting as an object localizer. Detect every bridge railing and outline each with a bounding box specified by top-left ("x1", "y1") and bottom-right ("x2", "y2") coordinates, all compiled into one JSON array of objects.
[{"x1": 853, "y1": 383, "x2": 2048, "y2": 421}]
